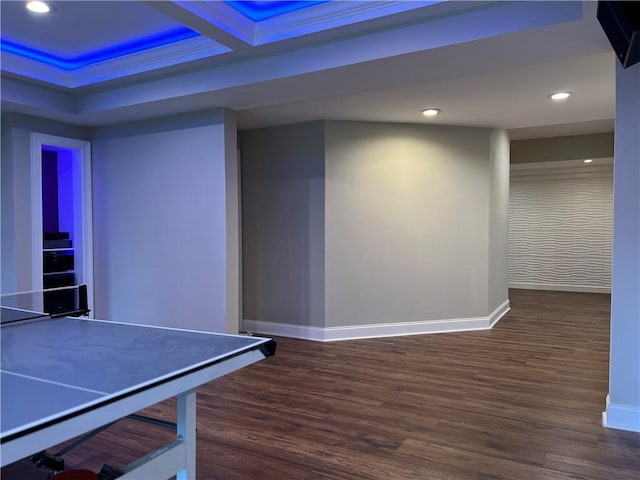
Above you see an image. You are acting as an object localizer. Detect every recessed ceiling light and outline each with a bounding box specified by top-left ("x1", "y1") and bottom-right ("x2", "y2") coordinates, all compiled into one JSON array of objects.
[
  {"x1": 549, "y1": 92, "x2": 571, "y2": 101},
  {"x1": 421, "y1": 108, "x2": 441, "y2": 117},
  {"x1": 584, "y1": 159, "x2": 593, "y2": 163},
  {"x1": 26, "y1": 1, "x2": 50, "y2": 13}
]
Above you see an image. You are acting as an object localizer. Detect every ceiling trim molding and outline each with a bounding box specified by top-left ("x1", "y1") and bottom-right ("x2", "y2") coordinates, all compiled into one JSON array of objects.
[
  {"x1": 2, "y1": 36, "x2": 230, "y2": 89},
  {"x1": 1, "y1": 76, "x2": 77, "y2": 114},
  {"x1": 252, "y1": 0, "x2": 442, "y2": 45},
  {"x1": 0, "y1": 27, "x2": 199, "y2": 70}
]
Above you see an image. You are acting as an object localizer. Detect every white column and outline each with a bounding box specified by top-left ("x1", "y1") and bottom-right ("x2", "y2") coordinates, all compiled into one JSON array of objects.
[
  {"x1": 604, "y1": 60, "x2": 640, "y2": 432},
  {"x1": 224, "y1": 109, "x2": 240, "y2": 334}
]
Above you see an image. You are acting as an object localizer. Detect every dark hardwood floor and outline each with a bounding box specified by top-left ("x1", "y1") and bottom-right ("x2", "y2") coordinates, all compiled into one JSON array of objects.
[{"x1": 3, "y1": 289, "x2": 639, "y2": 479}]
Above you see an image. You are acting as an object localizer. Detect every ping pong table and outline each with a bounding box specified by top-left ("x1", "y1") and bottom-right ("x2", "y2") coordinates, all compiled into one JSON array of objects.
[{"x1": 0, "y1": 286, "x2": 275, "y2": 479}]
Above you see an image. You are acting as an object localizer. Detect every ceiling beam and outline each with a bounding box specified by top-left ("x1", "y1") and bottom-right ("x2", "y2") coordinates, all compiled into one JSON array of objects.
[{"x1": 142, "y1": 1, "x2": 254, "y2": 52}]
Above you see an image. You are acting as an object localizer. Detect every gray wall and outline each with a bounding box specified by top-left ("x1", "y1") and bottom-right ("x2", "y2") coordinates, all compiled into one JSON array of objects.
[
  {"x1": 1, "y1": 113, "x2": 90, "y2": 293},
  {"x1": 241, "y1": 120, "x2": 507, "y2": 332},
  {"x1": 488, "y1": 129, "x2": 510, "y2": 312},
  {"x1": 240, "y1": 122, "x2": 326, "y2": 328},
  {"x1": 510, "y1": 132, "x2": 614, "y2": 164},
  {"x1": 324, "y1": 121, "x2": 493, "y2": 326},
  {"x1": 92, "y1": 109, "x2": 238, "y2": 333}
]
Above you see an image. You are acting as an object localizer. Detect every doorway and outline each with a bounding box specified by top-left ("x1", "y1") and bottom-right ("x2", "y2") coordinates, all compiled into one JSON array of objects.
[{"x1": 30, "y1": 133, "x2": 94, "y2": 315}]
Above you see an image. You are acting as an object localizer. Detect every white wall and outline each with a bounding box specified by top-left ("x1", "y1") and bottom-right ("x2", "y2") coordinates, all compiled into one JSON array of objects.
[
  {"x1": 92, "y1": 109, "x2": 238, "y2": 333},
  {"x1": 509, "y1": 159, "x2": 613, "y2": 293},
  {"x1": 605, "y1": 61, "x2": 640, "y2": 432},
  {"x1": 1, "y1": 128, "x2": 41, "y2": 293},
  {"x1": 1, "y1": 129, "x2": 20, "y2": 293},
  {"x1": 324, "y1": 121, "x2": 494, "y2": 327},
  {"x1": 1, "y1": 113, "x2": 90, "y2": 293}
]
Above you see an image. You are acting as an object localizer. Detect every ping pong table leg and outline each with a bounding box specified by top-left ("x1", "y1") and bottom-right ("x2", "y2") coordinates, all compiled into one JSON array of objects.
[{"x1": 176, "y1": 389, "x2": 196, "y2": 480}]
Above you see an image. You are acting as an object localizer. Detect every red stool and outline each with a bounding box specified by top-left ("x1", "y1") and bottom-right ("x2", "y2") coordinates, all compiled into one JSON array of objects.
[{"x1": 53, "y1": 470, "x2": 97, "y2": 480}]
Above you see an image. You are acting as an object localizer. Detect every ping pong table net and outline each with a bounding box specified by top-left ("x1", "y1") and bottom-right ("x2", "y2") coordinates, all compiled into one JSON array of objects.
[{"x1": 0, "y1": 284, "x2": 90, "y2": 325}]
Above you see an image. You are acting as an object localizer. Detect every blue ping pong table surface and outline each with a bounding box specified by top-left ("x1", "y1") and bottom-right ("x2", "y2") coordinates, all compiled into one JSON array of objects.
[{"x1": 0, "y1": 311, "x2": 274, "y2": 443}]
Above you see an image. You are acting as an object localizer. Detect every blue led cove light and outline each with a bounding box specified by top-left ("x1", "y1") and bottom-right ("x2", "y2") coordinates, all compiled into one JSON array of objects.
[
  {"x1": 1, "y1": 27, "x2": 199, "y2": 70},
  {"x1": 225, "y1": 1, "x2": 329, "y2": 21}
]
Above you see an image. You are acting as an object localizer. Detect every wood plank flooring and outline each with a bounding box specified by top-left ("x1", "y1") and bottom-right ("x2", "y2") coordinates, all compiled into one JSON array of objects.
[{"x1": 3, "y1": 289, "x2": 639, "y2": 479}]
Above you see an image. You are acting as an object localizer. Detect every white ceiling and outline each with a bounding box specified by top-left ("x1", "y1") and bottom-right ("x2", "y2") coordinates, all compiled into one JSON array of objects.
[{"x1": 0, "y1": 1, "x2": 616, "y2": 139}]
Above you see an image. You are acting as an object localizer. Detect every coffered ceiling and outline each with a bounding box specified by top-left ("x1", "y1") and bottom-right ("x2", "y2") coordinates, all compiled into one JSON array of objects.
[{"x1": 0, "y1": 1, "x2": 616, "y2": 138}]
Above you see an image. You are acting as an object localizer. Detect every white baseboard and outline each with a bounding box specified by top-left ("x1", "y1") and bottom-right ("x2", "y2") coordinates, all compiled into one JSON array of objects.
[
  {"x1": 509, "y1": 282, "x2": 610, "y2": 294},
  {"x1": 489, "y1": 299, "x2": 511, "y2": 327},
  {"x1": 244, "y1": 300, "x2": 510, "y2": 342},
  {"x1": 603, "y1": 394, "x2": 640, "y2": 432}
]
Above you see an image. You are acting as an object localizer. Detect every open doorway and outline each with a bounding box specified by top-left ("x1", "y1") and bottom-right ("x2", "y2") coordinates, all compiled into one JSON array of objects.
[{"x1": 30, "y1": 134, "x2": 94, "y2": 315}]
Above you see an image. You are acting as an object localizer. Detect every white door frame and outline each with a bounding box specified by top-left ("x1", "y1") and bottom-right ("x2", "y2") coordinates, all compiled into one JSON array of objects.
[{"x1": 30, "y1": 133, "x2": 94, "y2": 315}]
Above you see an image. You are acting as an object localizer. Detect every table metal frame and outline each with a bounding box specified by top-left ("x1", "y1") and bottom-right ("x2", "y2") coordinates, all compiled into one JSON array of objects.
[{"x1": 1, "y1": 348, "x2": 267, "y2": 479}]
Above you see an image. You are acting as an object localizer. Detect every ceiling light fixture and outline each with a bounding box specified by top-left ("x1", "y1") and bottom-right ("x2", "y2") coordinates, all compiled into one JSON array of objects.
[
  {"x1": 26, "y1": 0, "x2": 50, "y2": 13},
  {"x1": 584, "y1": 159, "x2": 593, "y2": 163},
  {"x1": 421, "y1": 108, "x2": 441, "y2": 117},
  {"x1": 549, "y1": 92, "x2": 571, "y2": 101}
]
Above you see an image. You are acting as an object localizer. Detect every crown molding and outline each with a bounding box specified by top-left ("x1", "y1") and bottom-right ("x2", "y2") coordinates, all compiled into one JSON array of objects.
[
  {"x1": 253, "y1": 0, "x2": 443, "y2": 46},
  {"x1": 1, "y1": 36, "x2": 228, "y2": 89}
]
